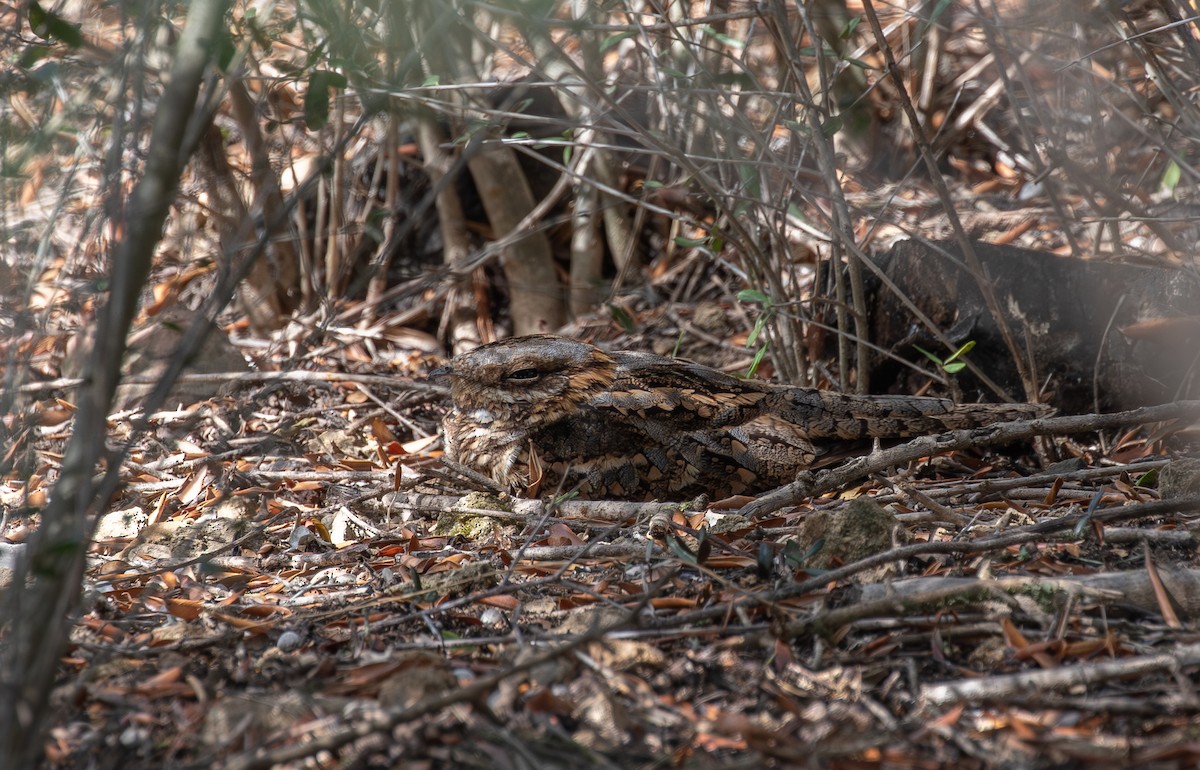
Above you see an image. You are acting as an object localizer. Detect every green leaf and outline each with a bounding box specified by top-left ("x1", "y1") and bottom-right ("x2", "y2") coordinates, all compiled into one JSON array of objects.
[
  {"x1": 673, "y1": 236, "x2": 708, "y2": 248},
  {"x1": 820, "y1": 115, "x2": 844, "y2": 138},
  {"x1": 642, "y1": 179, "x2": 663, "y2": 189},
  {"x1": 745, "y1": 344, "x2": 768, "y2": 377},
  {"x1": 783, "y1": 119, "x2": 809, "y2": 135},
  {"x1": 943, "y1": 362, "x2": 966, "y2": 373},
  {"x1": 607, "y1": 303, "x2": 637, "y2": 332},
  {"x1": 421, "y1": 74, "x2": 440, "y2": 87},
  {"x1": 552, "y1": 490, "x2": 579, "y2": 505},
  {"x1": 783, "y1": 538, "x2": 824, "y2": 569},
  {"x1": 737, "y1": 289, "x2": 771, "y2": 306},
  {"x1": 916, "y1": 0, "x2": 955, "y2": 42},
  {"x1": 695, "y1": 529, "x2": 711, "y2": 563},
  {"x1": 945, "y1": 340, "x2": 976, "y2": 363},
  {"x1": 912, "y1": 344, "x2": 943, "y2": 366},
  {"x1": 666, "y1": 533, "x2": 698, "y2": 564},
  {"x1": 1161, "y1": 160, "x2": 1181, "y2": 194},
  {"x1": 711, "y1": 71, "x2": 754, "y2": 87},
  {"x1": 601, "y1": 31, "x2": 635, "y2": 51},
  {"x1": 736, "y1": 162, "x2": 762, "y2": 199},
  {"x1": 701, "y1": 25, "x2": 745, "y2": 49},
  {"x1": 1073, "y1": 490, "x2": 1105, "y2": 537},
  {"x1": 304, "y1": 70, "x2": 343, "y2": 130},
  {"x1": 28, "y1": 0, "x2": 84, "y2": 47},
  {"x1": 840, "y1": 16, "x2": 862, "y2": 39},
  {"x1": 746, "y1": 318, "x2": 765, "y2": 347},
  {"x1": 304, "y1": 88, "x2": 330, "y2": 130}
]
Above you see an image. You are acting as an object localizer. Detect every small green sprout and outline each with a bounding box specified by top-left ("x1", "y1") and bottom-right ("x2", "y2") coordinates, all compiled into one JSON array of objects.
[
  {"x1": 914, "y1": 340, "x2": 976, "y2": 374},
  {"x1": 737, "y1": 289, "x2": 775, "y2": 378}
]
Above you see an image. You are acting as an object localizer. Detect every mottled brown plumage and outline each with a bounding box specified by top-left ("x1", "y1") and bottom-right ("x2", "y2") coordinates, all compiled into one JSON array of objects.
[{"x1": 432, "y1": 335, "x2": 1050, "y2": 500}]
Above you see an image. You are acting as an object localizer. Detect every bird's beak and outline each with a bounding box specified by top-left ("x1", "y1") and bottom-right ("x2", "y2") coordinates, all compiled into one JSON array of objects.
[{"x1": 428, "y1": 365, "x2": 453, "y2": 380}]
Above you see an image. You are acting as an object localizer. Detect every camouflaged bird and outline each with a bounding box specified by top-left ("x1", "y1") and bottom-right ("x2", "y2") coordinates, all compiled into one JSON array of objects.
[{"x1": 431, "y1": 335, "x2": 1050, "y2": 501}]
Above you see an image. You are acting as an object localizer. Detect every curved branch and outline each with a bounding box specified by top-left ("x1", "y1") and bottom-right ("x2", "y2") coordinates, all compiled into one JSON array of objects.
[{"x1": 742, "y1": 400, "x2": 1200, "y2": 519}]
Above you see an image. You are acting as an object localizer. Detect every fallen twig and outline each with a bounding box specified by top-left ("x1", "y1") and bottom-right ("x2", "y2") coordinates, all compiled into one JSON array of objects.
[
  {"x1": 742, "y1": 402, "x2": 1200, "y2": 519},
  {"x1": 650, "y1": 496, "x2": 1200, "y2": 632},
  {"x1": 921, "y1": 642, "x2": 1200, "y2": 707}
]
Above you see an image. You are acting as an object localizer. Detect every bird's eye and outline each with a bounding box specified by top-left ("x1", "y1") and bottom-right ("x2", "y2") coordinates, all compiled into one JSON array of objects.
[{"x1": 507, "y1": 368, "x2": 539, "y2": 380}]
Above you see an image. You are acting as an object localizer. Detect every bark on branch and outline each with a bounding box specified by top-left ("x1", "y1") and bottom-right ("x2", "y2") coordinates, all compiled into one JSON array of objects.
[
  {"x1": 0, "y1": 2, "x2": 231, "y2": 766},
  {"x1": 742, "y1": 401, "x2": 1200, "y2": 519}
]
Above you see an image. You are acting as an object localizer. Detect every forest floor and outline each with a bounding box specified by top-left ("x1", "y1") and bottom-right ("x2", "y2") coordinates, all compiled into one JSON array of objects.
[
  {"x1": 4, "y1": 1, "x2": 1200, "y2": 768},
  {"x1": 11, "y1": 240, "x2": 1200, "y2": 768}
]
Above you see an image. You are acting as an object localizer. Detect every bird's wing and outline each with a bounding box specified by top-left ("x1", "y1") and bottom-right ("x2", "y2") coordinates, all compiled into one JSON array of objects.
[{"x1": 594, "y1": 354, "x2": 777, "y2": 429}]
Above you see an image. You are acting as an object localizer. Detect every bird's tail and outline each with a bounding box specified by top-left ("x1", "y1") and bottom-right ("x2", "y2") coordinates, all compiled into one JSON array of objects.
[{"x1": 775, "y1": 389, "x2": 1054, "y2": 440}]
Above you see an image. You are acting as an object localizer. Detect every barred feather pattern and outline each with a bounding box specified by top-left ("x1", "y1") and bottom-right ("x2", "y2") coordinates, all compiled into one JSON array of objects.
[{"x1": 433, "y1": 335, "x2": 1051, "y2": 501}]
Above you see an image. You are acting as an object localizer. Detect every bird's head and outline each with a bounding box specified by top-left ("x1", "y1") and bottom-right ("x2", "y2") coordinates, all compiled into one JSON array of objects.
[{"x1": 430, "y1": 335, "x2": 617, "y2": 429}]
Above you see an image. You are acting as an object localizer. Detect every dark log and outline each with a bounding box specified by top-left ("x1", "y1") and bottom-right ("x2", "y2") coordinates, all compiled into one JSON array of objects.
[{"x1": 867, "y1": 239, "x2": 1199, "y2": 412}]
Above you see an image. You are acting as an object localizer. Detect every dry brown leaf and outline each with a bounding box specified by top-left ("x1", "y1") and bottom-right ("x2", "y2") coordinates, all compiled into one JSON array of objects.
[
  {"x1": 1144, "y1": 544, "x2": 1183, "y2": 629},
  {"x1": 166, "y1": 598, "x2": 203, "y2": 621}
]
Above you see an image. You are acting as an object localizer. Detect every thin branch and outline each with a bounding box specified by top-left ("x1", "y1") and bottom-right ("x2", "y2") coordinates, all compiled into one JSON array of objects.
[
  {"x1": 921, "y1": 643, "x2": 1200, "y2": 707},
  {"x1": 742, "y1": 401, "x2": 1200, "y2": 519},
  {"x1": 0, "y1": 2, "x2": 232, "y2": 766}
]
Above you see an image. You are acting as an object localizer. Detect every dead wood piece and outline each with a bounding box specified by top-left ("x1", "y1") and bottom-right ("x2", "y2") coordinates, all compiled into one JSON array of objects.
[
  {"x1": 856, "y1": 570, "x2": 1200, "y2": 619},
  {"x1": 921, "y1": 642, "x2": 1200, "y2": 707}
]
